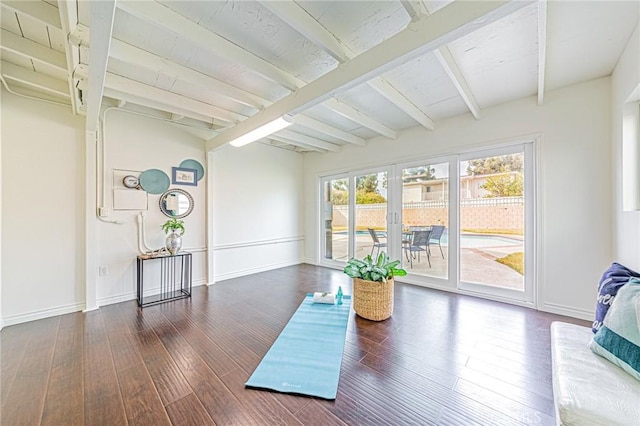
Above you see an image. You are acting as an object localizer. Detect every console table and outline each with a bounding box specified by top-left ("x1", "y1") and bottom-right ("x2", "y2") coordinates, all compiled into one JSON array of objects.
[{"x1": 136, "y1": 251, "x2": 192, "y2": 307}]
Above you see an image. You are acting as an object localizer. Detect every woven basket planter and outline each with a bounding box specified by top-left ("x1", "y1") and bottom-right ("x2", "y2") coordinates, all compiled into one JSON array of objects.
[{"x1": 353, "y1": 277, "x2": 394, "y2": 321}]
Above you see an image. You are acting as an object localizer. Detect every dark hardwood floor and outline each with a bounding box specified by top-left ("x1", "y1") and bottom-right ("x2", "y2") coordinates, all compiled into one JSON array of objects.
[{"x1": 1, "y1": 264, "x2": 590, "y2": 425}]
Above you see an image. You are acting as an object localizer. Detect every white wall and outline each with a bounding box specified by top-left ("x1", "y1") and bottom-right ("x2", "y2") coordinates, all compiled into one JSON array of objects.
[
  {"x1": 95, "y1": 109, "x2": 207, "y2": 305},
  {"x1": 612, "y1": 23, "x2": 640, "y2": 269},
  {"x1": 304, "y1": 77, "x2": 613, "y2": 320},
  {"x1": 1, "y1": 90, "x2": 85, "y2": 325},
  {"x1": 210, "y1": 142, "x2": 304, "y2": 281}
]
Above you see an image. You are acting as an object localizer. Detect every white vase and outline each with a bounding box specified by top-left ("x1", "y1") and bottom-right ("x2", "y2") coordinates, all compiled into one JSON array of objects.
[{"x1": 165, "y1": 231, "x2": 182, "y2": 255}]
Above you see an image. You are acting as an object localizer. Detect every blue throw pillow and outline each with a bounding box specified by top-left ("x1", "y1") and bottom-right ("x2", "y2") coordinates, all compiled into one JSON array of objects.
[
  {"x1": 590, "y1": 278, "x2": 640, "y2": 382},
  {"x1": 593, "y1": 262, "x2": 640, "y2": 333}
]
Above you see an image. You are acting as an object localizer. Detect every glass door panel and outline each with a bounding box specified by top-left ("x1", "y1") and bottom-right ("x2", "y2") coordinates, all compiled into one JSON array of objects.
[
  {"x1": 400, "y1": 163, "x2": 449, "y2": 278},
  {"x1": 354, "y1": 171, "x2": 388, "y2": 260},
  {"x1": 459, "y1": 151, "x2": 525, "y2": 291},
  {"x1": 322, "y1": 177, "x2": 349, "y2": 262}
]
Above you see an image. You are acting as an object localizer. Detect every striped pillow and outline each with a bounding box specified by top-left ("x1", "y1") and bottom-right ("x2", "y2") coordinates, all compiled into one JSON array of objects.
[{"x1": 590, "y1": 277, "x2": 640, "y2": 381}]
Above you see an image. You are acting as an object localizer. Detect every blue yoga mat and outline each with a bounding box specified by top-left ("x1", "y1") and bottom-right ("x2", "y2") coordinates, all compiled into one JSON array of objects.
[{"x1": 245, "y1": 293, "x2": 351, "y2": 399}]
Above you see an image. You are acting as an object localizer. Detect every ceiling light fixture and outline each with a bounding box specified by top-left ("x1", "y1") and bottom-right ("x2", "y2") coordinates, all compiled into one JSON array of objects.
[{"x1": 229, "y1": 114, "x2": 294, "y2": 147}]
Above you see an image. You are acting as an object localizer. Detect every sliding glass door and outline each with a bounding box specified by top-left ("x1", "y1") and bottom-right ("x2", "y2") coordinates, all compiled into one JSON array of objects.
[
  {"x1": 399, "y1": 160, "x2": 450, "y2": 280},
  {"x1": 319, "y1": 142, "x2": 535, "y2": 305}
]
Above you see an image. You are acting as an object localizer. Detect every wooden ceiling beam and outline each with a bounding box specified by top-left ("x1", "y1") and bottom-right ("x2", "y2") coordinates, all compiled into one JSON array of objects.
[
  {"x1": 537, "y1": 0, "x2": 548, "y2": 106},
  {"x1": 114, "y1": 2, "x2": 390, "y2": 144},
  {"x1": 102, "y1": 87, "x2": 219, "y2": 127},
  {"x1": 0, "y1": 60, "x2": 70, "y2": 98},
  {"x1": 268, "y1": 136, "x2": 328, "y2": 153},
  {"x1": 434, "y1": 46, "x2": 481, "y2": 119},
  {"x1": 261, "y1": 0, "x2": 434, "y2": 131},
  {"x1": 367, "y1": 78, "x2": 435, "y2": 130},
  {"x1": 258, "y1": 1, "x2": 350, "y2": 63},
  {"x1": 85, "y1": 0, "x2": 116, "y2": 132},
  {"x1": 271, "y1": 132, "x2": 340, "y2": 152},
  {"x1": 109, "y1": 37, "x2": 269, "y2": 110},
  {"x1": 405, "y1": 3, "x2": 481, "y2": 120},
  {"x1": 205, "y1": 0, "x2": 531, "y2": 151},
  {"x1": 293, "y1": 114, "x2": 366, "y2": 146},
  {"x1": 267, "y1": 132, "x2": 336, "y2": 153},
  {"x1": 323, "y1": 98, "x2": 397, "y2": 139},
  {"x1": 75, "y1": 64, "x2": 243, "y2": 125},
  {"x1": 0, "y1": 29, "x2": 66, "y2": 72},
  {"x1": 58, "y1": 0, "x2": 82, "y2": 114}
]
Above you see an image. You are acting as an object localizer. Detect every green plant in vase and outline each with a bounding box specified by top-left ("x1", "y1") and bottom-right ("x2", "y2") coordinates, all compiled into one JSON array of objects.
[
  {"x1": 343, "y1": 252, "x2": 406, "y2": 283},
  {"x1": 161, "y1": 218, "x2": 185, "y2": 255},
  {"x1": 343, "y1": 252, "x2": 406, "y2": 321}
]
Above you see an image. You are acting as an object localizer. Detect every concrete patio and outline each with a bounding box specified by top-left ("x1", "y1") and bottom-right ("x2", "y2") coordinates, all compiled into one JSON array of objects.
[{"x1": 328, "y1": 233, "x2": 524, "y2": 291}]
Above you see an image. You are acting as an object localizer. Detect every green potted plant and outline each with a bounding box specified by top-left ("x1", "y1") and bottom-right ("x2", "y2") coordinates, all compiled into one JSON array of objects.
[
  {"x1": 343, "y1": 252, "x2": 406, "y2": 321},
  {"x1": 161, "y1": 218, "x2": 185, "y2": 255}
]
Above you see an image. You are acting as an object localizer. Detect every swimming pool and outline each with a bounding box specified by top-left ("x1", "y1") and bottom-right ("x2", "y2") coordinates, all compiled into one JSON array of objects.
[{"x1": 443, "y1": 234, "x2": 522, "y2": 248}]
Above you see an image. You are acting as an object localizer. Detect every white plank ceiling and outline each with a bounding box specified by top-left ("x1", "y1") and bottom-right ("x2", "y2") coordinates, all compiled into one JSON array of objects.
[{"x1": 1, "y1": 0, "x2": 638, "y2": 153}]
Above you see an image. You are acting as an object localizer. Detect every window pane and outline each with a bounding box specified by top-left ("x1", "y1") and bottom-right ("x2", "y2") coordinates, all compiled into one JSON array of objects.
[
  {"x1": 354, "y1": 172, "x2": 388, "y2": 260},
  {"x1": 401, "y1": 163, "x2": 449, "y2": 278},
  {"x1": 323, "y1": 178, "x2": 349, "y2": 261}
]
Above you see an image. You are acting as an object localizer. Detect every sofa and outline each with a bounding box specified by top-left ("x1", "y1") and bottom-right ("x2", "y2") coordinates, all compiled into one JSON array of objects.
[{"x1": 550, "y1": 322, "x2": 640, "y2": 425}]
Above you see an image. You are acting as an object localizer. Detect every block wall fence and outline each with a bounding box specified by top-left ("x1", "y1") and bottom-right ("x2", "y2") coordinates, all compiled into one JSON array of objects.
[{"x1": 331, "y1": 197, "x2": 524, "y2": 232}]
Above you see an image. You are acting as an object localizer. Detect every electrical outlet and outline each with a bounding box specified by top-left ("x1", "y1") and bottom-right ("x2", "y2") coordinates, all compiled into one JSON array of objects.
[{"x1": 98, "y1": 266, "x2": 108, "y2": 276}]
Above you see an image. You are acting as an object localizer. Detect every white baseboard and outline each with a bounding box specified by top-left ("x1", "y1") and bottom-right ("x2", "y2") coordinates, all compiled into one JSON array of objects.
[
  {"x1": 97, "y1": 278, "x2": 209, "y2": 307},
  {"x1": 98, "y1": 292, "x2": 137, "y2": 306},
  {"x1": 539, "y1": 302, "x2": 594, "y2": 321},
  {"x1": 215, "y1": 258, "x2": 304, "y2": 282},
  {"x1": 2, "y1": 301, "x2": 85, "y2": 327}
]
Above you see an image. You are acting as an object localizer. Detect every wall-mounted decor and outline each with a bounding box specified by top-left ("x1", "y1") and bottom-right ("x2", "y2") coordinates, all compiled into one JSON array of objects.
[
  {"x1": 172, "y1": 167, "x2": 197, "y2": 186},
  {"x1": 179, "y1": 159, "x2": 204, "y2": 182},
  {"x1": 159, "y1": 188, "x2": 194, "y2": 219},
  {"x1": 122, "y1": 175, "x2": 140, "y2": 189},
  {"x1": 139, "y1": 169, "x2": 170, "y2": 195}
]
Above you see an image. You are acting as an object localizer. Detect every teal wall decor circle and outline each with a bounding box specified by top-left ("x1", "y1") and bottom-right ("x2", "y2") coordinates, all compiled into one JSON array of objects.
[
  {"x1": 139, "y1": 169, "x2": 170, "y2": 194},
  {"x1": 179, "y1": 159, "x2": 205, "y2": 182}
]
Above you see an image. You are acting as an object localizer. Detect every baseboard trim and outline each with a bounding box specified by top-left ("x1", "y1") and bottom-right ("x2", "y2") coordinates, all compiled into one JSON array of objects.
[
  {"x1": 2, "y1": 301, "x2": 85, "y2": 327},
  {"x1": 98, "y1": 292, "x2": 137, "y2": 306},
  {"x1": 215, "y1": 259, "x2": 304, "y2": 282},
  {"x1": 97, "y1": 279, "x2": 209, "y2": 307},
  {"x1": 539, "y1": 302, "x2": 594, "y2": 321}
]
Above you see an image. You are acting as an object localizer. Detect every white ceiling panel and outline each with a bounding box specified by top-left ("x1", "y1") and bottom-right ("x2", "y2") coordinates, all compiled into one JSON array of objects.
[
  {"x1": 382, "y1": 52, "x2": 462, "y2": 111},
  {"x1": 337, "y1": 83, "x2": 420, "y2": 130},
  {"x1": 448, "y1": 4, "x2": 538, "y2": 108},
  {"x1": 159, "y1": 0, "x2": 339, "y2": 83},
  {"x1": 1, "y1": 0, "x2": 637, "y2": 154},
  {"x1": 1, "y1": 10, "x2": 21, "y2": 34},
  {"x1": 297, "y1": 0, "x2": 409, "y2": 55},
  {"x1": 546, "y1": 0, "x2": 639, "y2": 92}
]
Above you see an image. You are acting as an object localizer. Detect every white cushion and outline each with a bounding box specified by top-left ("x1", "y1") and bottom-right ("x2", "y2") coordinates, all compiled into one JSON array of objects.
[{"x1": 551, "y1": 322, "x2": 640, "y2": 426}]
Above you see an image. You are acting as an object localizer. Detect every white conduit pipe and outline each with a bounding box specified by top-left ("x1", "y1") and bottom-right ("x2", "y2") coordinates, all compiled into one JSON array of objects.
[
  {"x1": 136, "y1": 214, "x2": 150, "y2": 254},
  {"x1": 139, "y1": 211, "x2": 156, "y2": 252}
]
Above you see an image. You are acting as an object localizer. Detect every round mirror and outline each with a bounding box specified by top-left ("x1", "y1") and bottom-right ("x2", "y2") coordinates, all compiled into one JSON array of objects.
[{"x1": 159, "y1": 189, "x2": 194, "y2": 219}]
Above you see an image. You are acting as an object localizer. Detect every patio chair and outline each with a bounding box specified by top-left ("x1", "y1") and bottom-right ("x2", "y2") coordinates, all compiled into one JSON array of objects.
[
  {"x1": 428, "y1": 225, "x2": 446, "y2": 258},
  {"x1": 403, "y1": 230, "x2": 431, "y2": 268},
  {"x1": 367, "y1": 228, "x2": 387, "y2": 257}
]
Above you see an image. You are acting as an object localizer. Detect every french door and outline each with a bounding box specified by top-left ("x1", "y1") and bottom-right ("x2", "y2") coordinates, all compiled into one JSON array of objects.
[{"x1": 319, "y1": 142, "x2": 535, "y2": 305}]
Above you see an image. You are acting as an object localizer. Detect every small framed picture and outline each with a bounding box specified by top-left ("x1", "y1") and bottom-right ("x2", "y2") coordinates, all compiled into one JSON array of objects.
[{"x1": 172, "y1": 167, "x2": 197, "y2": 186}]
